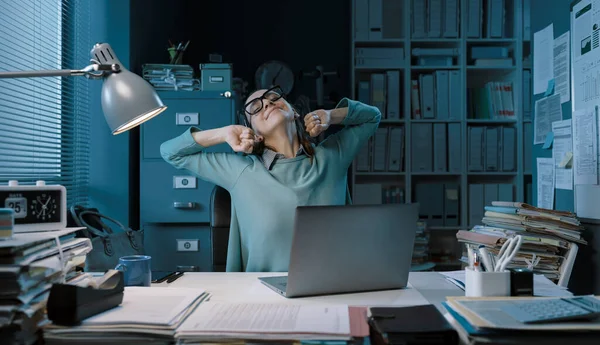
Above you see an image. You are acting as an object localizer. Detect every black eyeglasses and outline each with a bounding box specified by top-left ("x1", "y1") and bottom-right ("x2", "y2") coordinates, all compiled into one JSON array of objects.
[{"x1": 244, "y1": 85, "x2": 285, "y2": 116}]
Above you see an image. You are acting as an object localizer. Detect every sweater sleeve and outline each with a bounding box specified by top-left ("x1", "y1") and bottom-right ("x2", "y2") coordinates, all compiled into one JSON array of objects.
[
  {"x1": 319, "y1": 98, "x2": 381, "y2": 170},
  {"x1": 160, "y1": 127, "x2": 251, "y2": 191}
]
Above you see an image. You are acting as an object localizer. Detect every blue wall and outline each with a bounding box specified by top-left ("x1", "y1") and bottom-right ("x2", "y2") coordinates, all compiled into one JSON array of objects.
[
  {"x1": 88, "y1": 0, "x2": 131, "y2": 227},
  {"x1": 531, "y1": 0, "x2": 574, "y2": 212}
]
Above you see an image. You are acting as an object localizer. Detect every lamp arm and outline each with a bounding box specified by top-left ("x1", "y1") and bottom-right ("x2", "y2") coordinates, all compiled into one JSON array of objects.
[{"x1": 0, "y1": 63, "x2": 121, "y2": 80}]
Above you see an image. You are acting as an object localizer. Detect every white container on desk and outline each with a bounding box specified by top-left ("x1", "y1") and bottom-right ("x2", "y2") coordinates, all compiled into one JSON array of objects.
[{"x1": 465, "y1": 267, "x2": 510, "y2": 297}]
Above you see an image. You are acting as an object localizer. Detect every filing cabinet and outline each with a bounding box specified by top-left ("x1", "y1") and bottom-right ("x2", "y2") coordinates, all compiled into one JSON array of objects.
[{"x1": 140, "y1": 91, "x2": 236, "y2": 272}]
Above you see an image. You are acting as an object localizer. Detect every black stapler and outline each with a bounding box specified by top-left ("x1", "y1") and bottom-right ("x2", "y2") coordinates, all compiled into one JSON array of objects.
[{"x1": 47, "y1": 270, "x2": 125, "y2": 326}]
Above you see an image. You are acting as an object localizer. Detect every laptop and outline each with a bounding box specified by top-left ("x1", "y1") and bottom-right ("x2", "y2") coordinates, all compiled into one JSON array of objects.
[{"x1": 259, "y1": 203, "x2": 419, "y2": 298}]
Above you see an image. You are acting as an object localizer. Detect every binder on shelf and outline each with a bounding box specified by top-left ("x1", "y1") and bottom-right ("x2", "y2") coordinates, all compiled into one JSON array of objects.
[
  {"x1": 411, "y1": 79, "x2": 421, "y2": 119},
  {"x1": 498, "y1": 183, "x2": 514, "y2": 202},
  {"x1": 466, "y1": 0, "x2": 482, "y2": 38},
  {"x1": 411, "y1": 0, "x2": 427, "y2": 38},
  {"x1": 356, "y1": 137, "x2": 372, "y2": 172},
  {"x1": 448, "y1": 70, "x2": 461, "y2": 120},
  {"x1": 386, "y1": 70, "x2": 401, "y2": 120},
  {"x1": 484, "y1": 184, "x2": 499, "y2": 208},
  {"x1": 354, "y1": 0, "x2": 369, "y2": 40},
  {"x1": 448, "y1": 123, "x2": 461, "y2": 173},
  {"x1": 433, "y1": 123, "x2": 447, "y2": 172},
  {"x1": 382, "y1": 0, "x2": 403, "y2": 39},
  {"x1": 411, "y1": 123, "x2": 433, "y2": 172},
  {"x1": 485, "y1": 127, "x2": 499, "y2": 171},
  {"x1": 427, "y1": 0, "x2": 443, "y2": 38},
  {"x1": 468, "y1": 127, "x2": 484, "y2": 171},
  {"x1": 429, "y1": 183, "x2": 445, "y2": 226},
  {"x1": 523, "y1": 0, "x2": 531, "y2": 40},
  {"x1": 443, "y1": 0, "x2": 459, "y2": 38},
  {"x1": 487, "y1": 0, "x2": 505, "y2": 38},
  {"x1": 524, "y1": 122, "x2": 533, "y2": 172},
  {"x1": 368, "y1": 0, "x2": 383, "y2": 40},
  {"x1": 468, "y1": 184, "x2": 485, "y2": 227},
  {"x1": 372, "y1": 128, "x2": 388, "y2": 171},
  {"x1": 434, "y1": 70, "x2": 449, "y2": 120},
  {"x1": 419, "y1": 74, "x2": 435, "y2": 119},
  {"x1": 444, "y1": 183, "x2": 460, "y2": 226},
  {"x1": 370, "y1": 73, "x2": 387, "y2": 117},
  {"x1": 387, "y1": 127, "x2": 404, "y2": 171},
  {"x1": 358, "y1": 81, "x2": 370, "y2": 105},
  {"x1": 355, "y1": 47, "x2": 404, "y2": 58},
  {"x1": 502, "y1": 126, "x2": 516, "y2": 171}
]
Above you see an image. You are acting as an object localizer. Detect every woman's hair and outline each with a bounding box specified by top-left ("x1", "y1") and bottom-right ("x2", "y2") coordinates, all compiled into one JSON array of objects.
[{"x1": 245, "y1": 101, "x2": 315, "y2": 158}]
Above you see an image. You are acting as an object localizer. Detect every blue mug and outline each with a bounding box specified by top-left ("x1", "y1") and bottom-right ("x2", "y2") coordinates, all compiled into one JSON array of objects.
[{"x1": 115, "y1": 255, "x2": 151, "y2": 287}]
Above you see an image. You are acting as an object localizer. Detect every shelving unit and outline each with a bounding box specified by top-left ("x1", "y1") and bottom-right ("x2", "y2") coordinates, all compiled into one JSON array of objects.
[{"x1": 350, "y1": 0, "x2": 532, "y2": 270}]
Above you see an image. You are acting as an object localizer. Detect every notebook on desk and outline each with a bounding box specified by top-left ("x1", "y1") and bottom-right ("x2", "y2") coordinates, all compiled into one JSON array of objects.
[{"x1": 259, "y1": 203, "x2": 419, "y2": 298}]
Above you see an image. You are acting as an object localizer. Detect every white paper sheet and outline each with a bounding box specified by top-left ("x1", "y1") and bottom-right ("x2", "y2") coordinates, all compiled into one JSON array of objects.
[
  {"x1": 537, "y1": 157, "x2": 555, "y2": 210},
  {"x1": 552, "y1": 119, "x2": 573, "y2": 190},
  {"x1": 572, "y1": 108, "x2": 598, "y2": 185},
  {"x1": 177, "y1": 303, "x2": 350, "y2": 336},
  {"x1": 553, "y1": 31, "x2": 570, "y2": 103},
  {"x1": 572, "y1": 0, "x2": 600, "y2": 111},
  {"x1": 534, "y1": 94, "x2": 563, "y2": 144},
  {"x1": 534, "y1": 23, "x2": 555, "y2": 94},
  {"x1": 575, "y1": 184, "x2": 600, "y2": 219}
]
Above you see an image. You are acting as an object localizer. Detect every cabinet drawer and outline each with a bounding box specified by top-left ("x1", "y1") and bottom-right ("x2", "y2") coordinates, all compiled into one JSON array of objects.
[
  {"x1": 140, "y1": 161, "x2": 213, "y2": 223},
  {"x1": 142, "y1": 223, "x2": 212, "y2": 272},
  {"x1": 142, "y1": 98, "x2": 232, "y2": 159}
]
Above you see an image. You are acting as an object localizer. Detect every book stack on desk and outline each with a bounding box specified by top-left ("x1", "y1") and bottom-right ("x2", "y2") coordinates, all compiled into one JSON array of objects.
[
  {"x1": 442, "y1": 295, "x2": 600, "y2": 344},
  {"x1": 457, "y1": 201, "x2": 584, "y2": 283},
  {"x1": 43, "y1": 287, "x2": 209, "y2": 345},
  {"x1": 0, "y1": 228, "x2": 92, "y2": 345}
]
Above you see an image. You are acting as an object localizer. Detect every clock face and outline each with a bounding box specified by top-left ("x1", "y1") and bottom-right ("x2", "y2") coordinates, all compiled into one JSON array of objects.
[
  {"x1": 3, "y1": 189, "x2": 62, "y2": 224},
  {"x1": 255, "y1": 60, "x2": 294, "y2": 95}
]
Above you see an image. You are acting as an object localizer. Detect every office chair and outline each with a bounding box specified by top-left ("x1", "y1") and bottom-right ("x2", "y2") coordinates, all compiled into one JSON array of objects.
[{"x1": 209, "y1": 185, "x2": 231, "y2": 272}]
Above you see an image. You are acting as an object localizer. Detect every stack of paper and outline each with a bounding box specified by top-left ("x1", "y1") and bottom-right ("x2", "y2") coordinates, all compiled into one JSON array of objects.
[
  {"x1": 43, "y1": 287, "x2": 209, "y2": 345},
  {"x1": 0, "y1": 228, "x2": 91, "y2": 345},
  {"x1": 142, "y1": 64, "x2": 199, "y2": 91},
  {"x1": 457, "y1": 201, "x2": 584, "y2": 282},
  {"x1": 175, "y1": 302, "x2": 352, "y2": 343},
  {"x1": 442, "y1": 295, "x2": 600, "y2": 344}
]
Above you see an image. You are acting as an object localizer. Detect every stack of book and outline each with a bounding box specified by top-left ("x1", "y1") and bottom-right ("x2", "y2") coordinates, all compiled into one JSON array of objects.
[
  {"x1": 411, "y1": 221, "x2": 433, "y2": 271},
  {"x1": 0, "y1": 228, "x2": 91, "y2": 345},
  {"x1": 457, "y1": 201, "x2": 584, "y2": 283},
  {"x1": 141, "y1": 64, "x2": 199, "y2": 91}
]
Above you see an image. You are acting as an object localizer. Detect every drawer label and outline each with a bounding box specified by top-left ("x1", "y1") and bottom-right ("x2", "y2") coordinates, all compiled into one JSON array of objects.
[
  {"x1": 173, "y1": 176, "x2": 197, "y2": 189},
  {"x1": 177, "y1": 239, "x2": 199, "y2": 252},
  {"x1": 176, "y1": 112, "x2": 199, "y2": 125}
]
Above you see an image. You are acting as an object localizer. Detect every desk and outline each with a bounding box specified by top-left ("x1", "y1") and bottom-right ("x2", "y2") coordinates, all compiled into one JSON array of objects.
[{"x1": 154, "y1": 271, "x2": 464, "y2": 311}]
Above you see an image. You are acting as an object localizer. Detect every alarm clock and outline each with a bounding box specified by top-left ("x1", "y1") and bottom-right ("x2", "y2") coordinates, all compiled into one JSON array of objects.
[{"x1": 0, "y1": 180, "x2": 67, "y2": 232}]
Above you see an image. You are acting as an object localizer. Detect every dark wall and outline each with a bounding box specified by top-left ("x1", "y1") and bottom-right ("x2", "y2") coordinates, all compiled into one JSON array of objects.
[{"x1": 130, "y1": 0, "x2": 351, "y2": 108}]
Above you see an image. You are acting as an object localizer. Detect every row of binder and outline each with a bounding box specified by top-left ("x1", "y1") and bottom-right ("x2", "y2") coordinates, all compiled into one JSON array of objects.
[
  {"x1": 356, "y1": 126, "x2": 404, "y2": 172},
  {"x1": 354, "y1": 0, "x2": 404, "y2": 40},
  {"x1": 468, "y1": 126, "x2": 516, "y2": 172},
  {"x1": 355, "y1": 47, "x2": 404, "y2": 69},
  {"x1": 412, "y1": 123, "x2": 461, "y2": 173},
  {"x1": 357, "y1": 71, "x2": 402, "y2": 120},
  {"x1": 468, "y1": 183, "x2": 514, "y2": 226},
  {"x1": 411, "y1": 0, "x2": 459, "y2": 38},
  {"x1": 467, "y1": 81, "x2": 515, "y2": 120},
  {"x1": 354, "y1": 184, "x2": 405, "y2": 205},
  {"x1": 411, "y1": 71, "x2": 461, "y2": 120},
  {"x1": 413, "y1": 183, "x2": 460, "y2": 227},
  {"x1": 466, "y1": 0, "x2": 507, "y2": 38}
]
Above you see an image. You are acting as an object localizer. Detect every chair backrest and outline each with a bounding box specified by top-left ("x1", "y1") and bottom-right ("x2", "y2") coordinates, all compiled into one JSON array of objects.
[{"x1": 209, "y1": 185, "x2": 231, "y2": 272}]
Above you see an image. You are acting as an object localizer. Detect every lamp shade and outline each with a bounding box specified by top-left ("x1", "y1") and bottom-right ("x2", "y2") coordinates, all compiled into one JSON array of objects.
[{"x1": 91, "y1": 43, "x2": 167, "y2": 135}]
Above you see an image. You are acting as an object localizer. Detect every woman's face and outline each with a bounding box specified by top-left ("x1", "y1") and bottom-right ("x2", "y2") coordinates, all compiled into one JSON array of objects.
[{"x1": 244, "y1": 88, "x2": 295, "y2": 136}]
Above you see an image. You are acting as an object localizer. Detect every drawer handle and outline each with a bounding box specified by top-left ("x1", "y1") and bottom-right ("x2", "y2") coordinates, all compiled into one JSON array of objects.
[{"x1": 173, "y1": 202, "x2": 196, "y2": 209}]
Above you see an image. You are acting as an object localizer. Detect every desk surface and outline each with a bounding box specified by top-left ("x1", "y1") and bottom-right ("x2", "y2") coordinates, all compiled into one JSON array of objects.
[{"x1": 154, "y1": 272, "x2": 464, "y2": 310}]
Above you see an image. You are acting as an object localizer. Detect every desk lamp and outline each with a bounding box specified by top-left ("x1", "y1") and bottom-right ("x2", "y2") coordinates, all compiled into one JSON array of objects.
[{"x1": 0, "y1": 43, "x2": 167, "y2": 134}]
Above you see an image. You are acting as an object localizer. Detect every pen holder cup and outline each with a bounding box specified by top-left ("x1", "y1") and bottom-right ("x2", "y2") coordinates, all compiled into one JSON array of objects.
[{"x1": 465, "y1": 267, "x2": 511, "y2": 297}]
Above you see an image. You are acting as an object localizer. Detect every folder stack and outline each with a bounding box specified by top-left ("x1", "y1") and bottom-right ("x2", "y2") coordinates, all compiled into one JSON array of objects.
[
  {"x1": 457, "y1": 201, "x2": 585, "y2": 283},
  {"x1": 0, "y1": 228, "x2": 92, "y2": 345},
  {"x1": 142, "y1": 64, "x2": 199, "y2": 91},
  {"x1": 467, "y1": 81, "x2": 515, "y2": 120}
]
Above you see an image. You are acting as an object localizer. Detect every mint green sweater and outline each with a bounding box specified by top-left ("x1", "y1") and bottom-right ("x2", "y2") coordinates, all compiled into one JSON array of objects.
[{"x1": 160, "y1": 98, "x2": 381, "y2": 272}]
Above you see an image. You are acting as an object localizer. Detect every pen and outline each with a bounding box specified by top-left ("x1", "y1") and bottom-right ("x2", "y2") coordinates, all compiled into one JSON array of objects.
[{"x1": 166, "y1": 271, "x2": 184, "y2": 284}]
